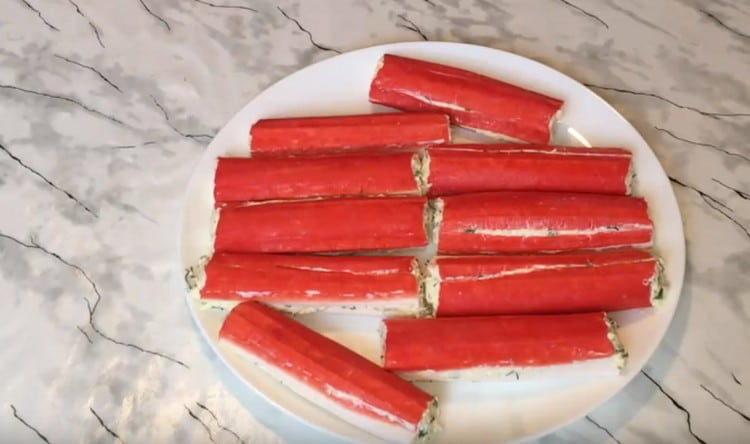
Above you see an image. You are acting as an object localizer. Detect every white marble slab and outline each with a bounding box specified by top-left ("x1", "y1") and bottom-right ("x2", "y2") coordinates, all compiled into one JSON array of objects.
[{"x1": 0, "y1": 1, "x2": 748, "y2": 443}]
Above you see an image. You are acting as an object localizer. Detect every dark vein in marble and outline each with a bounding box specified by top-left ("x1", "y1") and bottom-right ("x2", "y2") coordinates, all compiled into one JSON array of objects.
[
  {"x1": 585, "y1": 84, "x2": 750, "y2": 118},
  {"x1": 397, "y1": 14, "x2": 429, "y2": 40},
  {"x1": 0, "y1": 141, "x2": 97, "y2": 217},
  {"x1": 0, "y1": 233, "x2": 188, "y2": 368},
  {"x1": 732, "y1": 373, "x2": 742, "y2": 385},
  {"x1": 0, "y1": 84, "x2": 125, "y2": 125},
  {"x1": 89, "y1": 407, "x2": 123, "y2": 442},
  {"x1": 10, "y1": 405, "x2": 50, "y2": 444},
  {"x1": 654, "y1": 126, "x2": 750, "y2": 163},
  {"x1": 54, "y1": 55, "x2": 121, "y2": 93},
  {"x1": 276, "y1": 7, "x2": 341, "y2": 54},
  {"x1": 585, "y1": 416, "x2": 622, "y2": 444},
  {"x1": 193, "y1": 0, "x2": 257, "y2": 13},
  {"x1": 20, "y1": 0, "x2": 59, "y2": 31},
  {"x1": 67, "y1": 0, "x2": 104, "y2": 48},
  {"x1": 605, "y1": 1, "x2": 674, "y2": 38},
  {"x1": 424, "y1": 0, "x2": 436, "y2": 6},
  {"x1": 77, "y1": 326, "x2": 93, "y2": 344},
  {"x1": 700, "y1": 384, "x2": 750, "y2": 421},
  {"x1": 195, "y1": 402, "x2": 245, "y2": 444},
  {"x1": 109, "y1": 141, "x2": 158, "y2": 150},
  {"x1": 151, "y1": 96, "x2": 214, "y2": 141},
  {"x1": 556, "y1": 0, "x2": 608, "y2": 28},
  {"x1": 641, "y1": 370, "x2": 706, "y2": 444},
  {"x1": 504, "y1": 370, "x2": 520, "y2": 380},
  {"x1": 713, "y1": 178, "x2": 750, "y2": 200},
  {"x1": 669, "y1": 176, "x2": 733, "y2": 212},
  {"x1": 185, "y1": 405, "x2": 215, "y2": 443},
  {"x1": 701, "y1": 9, "x2": 750, "y2": 39},
  {"x1": 138, "y1": 0, "x2": 171, "y2": 31}
]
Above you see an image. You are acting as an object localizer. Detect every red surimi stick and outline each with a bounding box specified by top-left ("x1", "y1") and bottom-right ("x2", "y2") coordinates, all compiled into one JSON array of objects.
[
  {"x1": 214, "y1": 197, "x2": 429, "y2": 253},
  {"x1": 369, "y1": 54, "x2": 564, "y2": 144},
  {"x1": 214, "y1": 152, "x2": 425, "y2": 204},
  {"x1": 424, "y1": 249, "x2": 662, "y2": 317},
  {"x1": 382, "y1": 312, "x2": 625, "y2": 382},
  {"x1": 194, "y1": 253, "x2": 423, "y2": 316},
  {"x1": 220, "y1": 302, "x2": 438, "y2": 442},
  {"x1": 249, "y1": 112, "x2": 450, "y2": 157},
  {"x1": 426, "y1": 145, "x2": 632, "y2": 196},
  {"x1": 434, "y1": 191, "x2": 653, "y2": 253}
]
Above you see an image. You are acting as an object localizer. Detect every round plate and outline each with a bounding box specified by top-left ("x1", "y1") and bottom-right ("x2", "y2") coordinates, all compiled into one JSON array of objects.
[{"x1": 179, "y1": 42, "x2": 685, "y2": 443}]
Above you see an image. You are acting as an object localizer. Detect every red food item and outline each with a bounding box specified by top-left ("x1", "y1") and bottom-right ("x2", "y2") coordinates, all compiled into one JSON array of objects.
[
  {"x1": 431, "y1": 249, "x2": 660, "y2": 317},
  {"x1": 436, "y1": 191, "x2": 653, "y2": 253},
  {"x1": 427, "y1": 145, "x2": 632, "y2": 196},
  {"x1": 220, "y1": 302, "x2": 437, "y2": 441},
  {"x1": 200, "y1": 253, "x2": 422, "y2": 316},
  {"x1": 249, "y1": 112, "x2": 450, "y2": 156},
  {"x1": 214, "y1": 197, "x2": 428, "y2": 253},
  {"x1": 214, "y1": 152, "x2": 421, "y2": 204},
  {"x1": 369, "y1": 54, "x2": 563, "y2": 144},
  {"x1": 383, "y1": 312, "x2": 617, "y2": 372}
]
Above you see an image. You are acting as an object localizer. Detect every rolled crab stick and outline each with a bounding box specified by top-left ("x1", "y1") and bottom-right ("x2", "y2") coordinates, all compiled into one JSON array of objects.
[
  {"x1": 249, "y1": 112, "x2": 450, "y2": 157},
  {"x1": 422, "y1": 249, "x2": 663, "y2": 317},
  {"x1": 214, "y1": 152, "x2": 428, "y2": 204},
  {"x1": 382, "y1": 312, "x2": 626, "y2": 382},
  {"x1": 189, "y1": 253, "x2": 425, "y2": 316},
  {"x1": 214, "y1": 197, "x2": 429, "y2": 253},
  {"x1": 220, "y1": 302, "x2": 439, "y2": 443},
  {"x1": 425, "y1": 145, "x2": 633, "y2": 196},
  {"x1": 369, "y1": 54, "x2": 564, "y2": 144},
  {"x1": 434, "y1": 191, "x2": 653, "y2": 253}
]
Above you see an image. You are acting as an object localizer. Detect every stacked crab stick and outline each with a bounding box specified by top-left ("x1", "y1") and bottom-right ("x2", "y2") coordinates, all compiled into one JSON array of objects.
[
  {"x1": 370, "y1": 54, "x2": 564, "y2": 144},
  {"x1": 424, "y1": 249, "x2": 661, "y2": 317},
  {"x1": 382, "y1": 312, "x2": 626, "y2": 382},
  {"x1": 249, "y1": 112, "x2": 450, "y2": 157},
  {"x1": 434, "y1": 191, "x2": 653, "y2": 254},
  {"x1": 426, "y1": 145, "x2": 633, "y2": 196},
  {"x1": 214, "y1": 152, "x2": 426, "y2": 204},
  {"x1": 214, "y1": 197, "x2": 429, "y2": 253},
  {"x1": 197, "y1": 253, "x2": 424, "y2": 316},
  {"x1": 220, "y1": 302, "x2": 438, "y2": 443}
]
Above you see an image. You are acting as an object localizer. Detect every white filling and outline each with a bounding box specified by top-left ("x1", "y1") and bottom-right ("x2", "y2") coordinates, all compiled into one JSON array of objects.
[
  {"x1": 398, "y1": 356, "x2": 621, "y2": 382},
  {"x1": 201, "y1": 298, "x2": 421, "y2": 317},
  {"x1": 604, "y1": 314, "x2": 628, "y2": 369},
  {"x1": 276, "y1": 265, "x2": 403, "y2": 276},
  {"x1": 441, "y1": 257, "x2": 656, "y2": 282},
  {"x1": 432, "y1": 146, "x2": 631, "y2": 158},
  {"x1": 428, "y1": 198, "x2": 444, "y2": 244},
  {"x1": 649, "y1": 258, "x2": 666, "y2": 305},
  {"x1": 394, "y1": 89, "x2": 468, "y2": 112},
  {"x1": 412, "y1": 151, "x2": 431, "y2": 195},
  {"x1": 464, "y1": 223, "x2": 652, "y2": 238},
  {"x1": 420, "y1": 260, "x2": 441, "y2": 316},
  {"x1": 221, "y1": 340, "x2": 434, "y2": 443}
]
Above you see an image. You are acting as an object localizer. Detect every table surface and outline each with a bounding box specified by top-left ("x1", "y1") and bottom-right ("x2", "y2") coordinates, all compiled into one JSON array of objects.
[{"x1": 1, "y1": 1, "x2": 748, "y2": 443}]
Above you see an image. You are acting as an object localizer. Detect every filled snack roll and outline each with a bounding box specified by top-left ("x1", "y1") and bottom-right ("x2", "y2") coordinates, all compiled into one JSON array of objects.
[
  {"x1": 220, "y1": 302, "x2": 439, "y2": 443},
  {"x1": 382, "y1": 312, "x2": 626, "y2": 382},
  {"x1": 214, "y1": 152, "x2": 427, "y2": 204},
  {"x1": 434, "y1": 191, "x2": 653, "y2": 254},
  {"x1": 189, "y1": 253, "x2": 425, "y2": 316},
  {"x1": 422, "y1": 249, "x2": 663, "y2": 317},
  {"x1": 214, "y1": 196, "x2": 430, "y2": 253},
  {"x1": 249, "y1": 112, "x2": 450, "y2": 156},
  {"x1": 369, "y1": 54, "x2": 563, "y2": 144},
  {"x1": 425, "y1": 145, "x2": 633, "y2": 196}
]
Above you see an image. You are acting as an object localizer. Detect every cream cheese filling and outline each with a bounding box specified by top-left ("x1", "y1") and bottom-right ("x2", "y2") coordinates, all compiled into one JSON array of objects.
[{"x1": 463, "y1": 223, "x2": 652, "y2": 238}]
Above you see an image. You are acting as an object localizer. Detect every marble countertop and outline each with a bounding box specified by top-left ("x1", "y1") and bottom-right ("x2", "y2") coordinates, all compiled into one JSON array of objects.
[{"x1": 1, "y1": 1, "x2": 748, "y2": 442}]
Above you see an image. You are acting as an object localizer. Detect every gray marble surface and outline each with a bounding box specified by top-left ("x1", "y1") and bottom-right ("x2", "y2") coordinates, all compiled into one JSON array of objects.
[{"x1": 1, "y1": 0, "x2": 748, "y2": 443}]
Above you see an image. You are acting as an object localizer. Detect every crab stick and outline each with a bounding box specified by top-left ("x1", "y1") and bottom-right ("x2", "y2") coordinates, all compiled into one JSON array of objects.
[
  {"x1": 382, "y1": 312, "x2": 626, "y2": 382},
  {"x1": 423, "y1": 249, "x2": 662, "y2": 317},
  {"x1": 214, "y1": 197, "x2": 429, "y2": 253},
  {"x1": 434, "y1": 191, "x2": 653, "y2": 253},
  {"x1": 369, "y1": 54, "x2": 563, "y2": 144},
  {"x1": 190, "y1": 253, "x2": 424, "y2": 316},
  {"x1": 214, "y1": 152, "x2": 426, "y2": 204},
  {"x1": 249, "y1": 112, "x2": 450, "y2": 156},
  {"x1": 426, "y1": 145, "x2": 633, "y2": 196},
  {"x1": 220, "y1": 302, "x2": 438, "y2": 443}
]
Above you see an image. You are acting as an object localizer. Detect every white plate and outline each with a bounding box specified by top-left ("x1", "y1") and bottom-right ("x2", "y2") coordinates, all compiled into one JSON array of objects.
[{"x1": 179, "y1": 42, "x2": 685, "y2": 443}]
